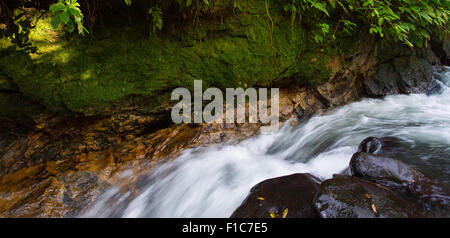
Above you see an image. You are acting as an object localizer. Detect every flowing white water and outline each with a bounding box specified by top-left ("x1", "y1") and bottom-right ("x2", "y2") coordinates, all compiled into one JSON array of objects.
[{"x1": 83, "y1": 67, "x2": 450, "y2": 218}]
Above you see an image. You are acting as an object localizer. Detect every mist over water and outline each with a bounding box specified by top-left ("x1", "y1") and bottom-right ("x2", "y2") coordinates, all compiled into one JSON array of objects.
[{"x1": 82, "y1": 67, "x2": 450, "y2": 218}]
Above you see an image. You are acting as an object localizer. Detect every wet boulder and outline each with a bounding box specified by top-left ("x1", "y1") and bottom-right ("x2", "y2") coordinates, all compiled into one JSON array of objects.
[
  {"x1": 230, "y1": 173, "x2": 321, "y2": 218},
  {"x1": 314, "y1": 175, "x2": 423, "y2": 218},
  {"x1": 350, "y1": 152, "x2": 450, "y2": 214},
  {"x1": 350, "y1": 152, "x2": 424, "y2": 191},
  {"x1": 358, "y1": 137, "x2": 384, "y2": 154},
  {"x1": 336, "y1": 136, "x2": 390, "y2": 176},
  {"x1": 357, "y1": 136, "x2": 411, "y2": 158}
]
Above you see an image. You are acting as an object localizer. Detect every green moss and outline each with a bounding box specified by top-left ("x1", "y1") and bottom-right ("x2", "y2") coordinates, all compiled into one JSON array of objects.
[{"x1": 0, "y1": 1, "x2": 356, "y2": 119}]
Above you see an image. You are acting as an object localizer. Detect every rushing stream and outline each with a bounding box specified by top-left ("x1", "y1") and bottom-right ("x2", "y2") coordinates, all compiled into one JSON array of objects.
[{"x1": 82, "y1": 67, "x2": 450, "y2": 218}]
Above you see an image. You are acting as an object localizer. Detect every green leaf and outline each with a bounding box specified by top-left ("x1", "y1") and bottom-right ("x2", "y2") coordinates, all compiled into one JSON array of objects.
[
  {"x1": 311, "y1": 2, "x2": 329, "y2": 17},
  {"x1": 363, "y1": 0, "x2": 374, "y2": 7},
  {"x1": 49, "y1": 3, "x2": 65, "y2": 13},
  {"x1": 59, "y1": 11, "x2": 70, "y2": 24},
  {"x1": 66, "y1": 19, "x2": 75, "y2": 33},
  {"x1": 51, "y1": 15, "x2": 61, "y2": 29},
  {"x1": 314, "y1": 34, "x2": 324, "y2": 43},
  {"x1": 328, "y1": 0, "x2": 336, "y2": 8},
  {"x1": 68, "y1": 7, "x2": 83, "y2": 18},
  {"x1": 319, "y1": 23, "x2": 330, "y2": 34}
]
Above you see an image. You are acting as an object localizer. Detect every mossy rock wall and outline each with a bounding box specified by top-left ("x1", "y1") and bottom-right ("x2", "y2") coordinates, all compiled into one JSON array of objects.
[{"x1": 0, "y1": 1, "x2": 355, "y2": 123}]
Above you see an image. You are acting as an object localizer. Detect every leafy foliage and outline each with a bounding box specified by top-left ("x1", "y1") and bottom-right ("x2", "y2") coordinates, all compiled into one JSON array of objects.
[
  {"x1": 282, "y1": 0, "x2": 449, "y2": 47},
  {"x1": 116, "y1": 0, "x2": 450, "y2": 47},
  {"x1": 9, "y1": 10, "x2": 38, "y2": 53},
  {"x1": 1, "y1": 0, "x2": 449, "y2": 53},
  {"x1": 49, "y1": 0, "x2": 88, "y2": 35}
]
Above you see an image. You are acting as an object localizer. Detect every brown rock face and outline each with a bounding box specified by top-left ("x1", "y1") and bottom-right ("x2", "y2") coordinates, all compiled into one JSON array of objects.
[
  {"x1": 0, "y1": 114, "x2": 204, "y2": 217},
  {"x1": 0, "y1": 170, "x2": 109, "y2": 217},
  {"x1": 0, "y1": 111, "x2": 269, "y2": 217},
  {"x1": 230, "y1": 173, "x2": 321, "y2": 218}
]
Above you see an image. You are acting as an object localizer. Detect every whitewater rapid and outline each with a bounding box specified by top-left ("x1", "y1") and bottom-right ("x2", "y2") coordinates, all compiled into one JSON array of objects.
[{"x1": 82, "y1": 67, "x2": 450, "y2": 218}]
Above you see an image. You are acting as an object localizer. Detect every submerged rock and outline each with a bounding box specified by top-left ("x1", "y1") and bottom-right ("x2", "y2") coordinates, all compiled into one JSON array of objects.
[
  {"x1": 230, "y1": 173, "x2": 321, "y2": 218},
  {"x1": 350, "y1": 152, "x2": 450, "y2": 215},
  {"x1": 314, "y1": 174, "x2": 423, "y2": 218}
]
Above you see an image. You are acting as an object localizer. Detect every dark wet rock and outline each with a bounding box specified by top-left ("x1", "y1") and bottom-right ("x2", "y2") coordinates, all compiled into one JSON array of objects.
[
  {"x1": 358, "y1": 137, "x2": 384, "y2": 154},
  {"x1": 338, "y1": 136, "x2": 393, "y2": 176},
  {"x1": 350, "y1": 152, "x2": 424, "y2": 191},
  {"x1": 361, "y1": 43, "x2": 442, "y2": 97},
  {"x1": 424, "y1": 78, "x2": 443, "y2": 95},
  {"x1": 356, "y1": 136, "x2": 428, "y2": 162},
  {"x1": 230, "y1": 173, "x2": 321, "y2": 218},
  {"x1": 430, "y1": 34, "x2": 449, "y2": 66},
  {"x1": 314, "y1": 175, "x2": 423, "y2": 218},
  {"x1": 350, "y1": 152, "x2": 450, "y2": 215}
]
